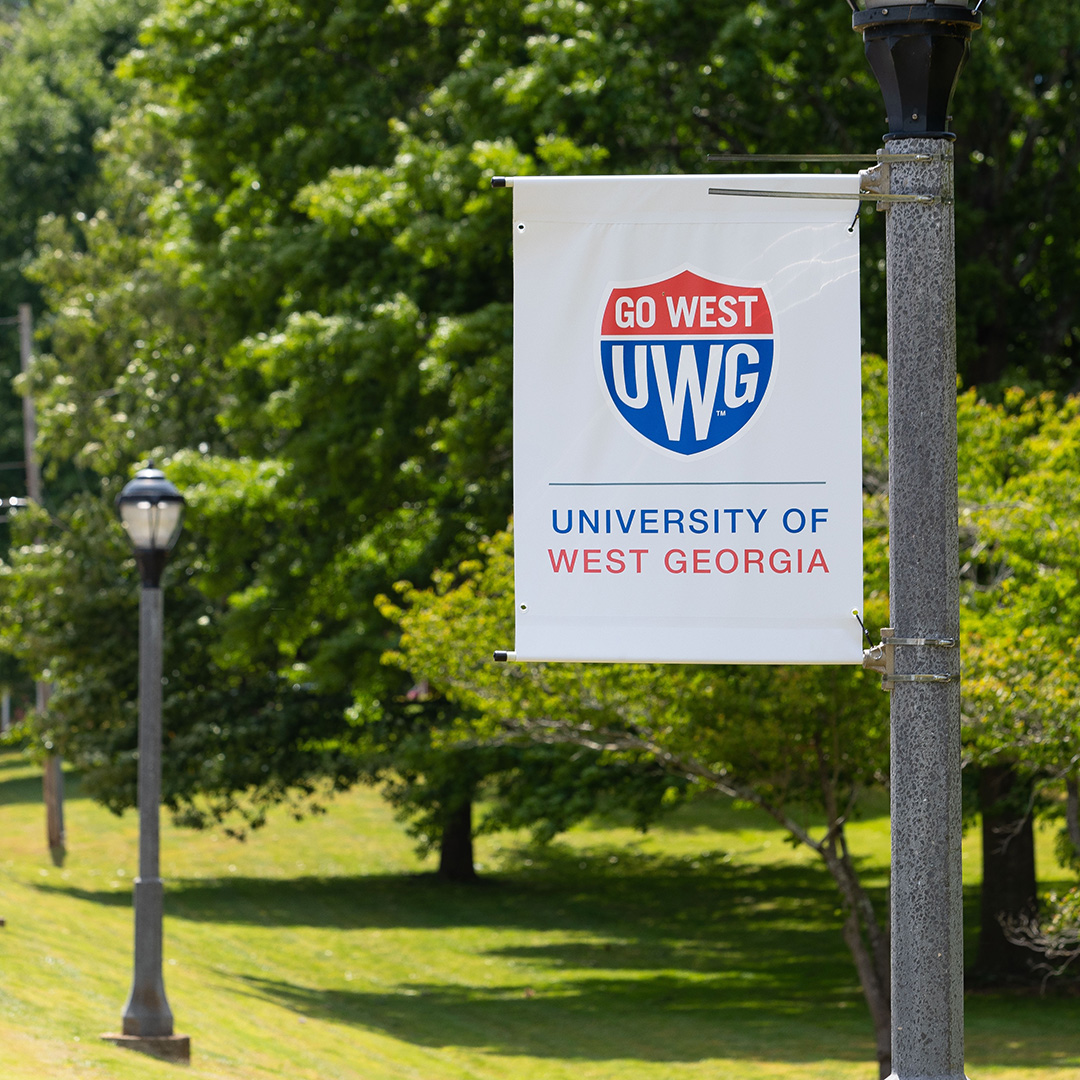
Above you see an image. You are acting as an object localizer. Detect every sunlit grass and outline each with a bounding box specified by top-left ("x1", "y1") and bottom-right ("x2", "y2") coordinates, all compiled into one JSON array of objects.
[{"x1": 0, "y1": 750, "x2": 1076, "y2": 1080}]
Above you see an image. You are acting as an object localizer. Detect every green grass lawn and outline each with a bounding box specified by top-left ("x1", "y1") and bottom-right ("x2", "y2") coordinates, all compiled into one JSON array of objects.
[{"x1": 1, "y1": 750, "x2": 1077, "y2": 1080}]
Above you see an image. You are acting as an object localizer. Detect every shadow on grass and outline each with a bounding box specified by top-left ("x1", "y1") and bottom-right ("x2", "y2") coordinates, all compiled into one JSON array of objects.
[
  {"x1": 38, "y1": 846, "x2": 878, "y2": 939},
  {"x1": 233, "y1": 967, "x2": 1080, "y2": 1067},
  {"x1": 38, "y1": 844, "x2": 882, "y2": 1066},
  {"x1": 35, "y1": 883, "x2": 132, "y2": 907},
  {"x1": 30, "y1": 844, "x2": 1079, "y2": 1068},
  {"x1": 0, "y1": 762, "x2": 81, "y2": 806},
  {"x1": 228, "y1": 937, "x2": 1080, "y2": 1068},
  {"x1": 227, "y1": 846, "x2": 878, "y2": 1063},
  {"x1": 966, "y1": 991, "x2": 1080, "y2": 1069},
  {"x1": 232, "y1": 975, "x2": 1080, "y2": 1067},
  {"x1": 0, "y1": 769, "x2": 42, "y2": 806},
  {"x1": 233, "y1": 970, "x2": 876, "y2": 1064}
]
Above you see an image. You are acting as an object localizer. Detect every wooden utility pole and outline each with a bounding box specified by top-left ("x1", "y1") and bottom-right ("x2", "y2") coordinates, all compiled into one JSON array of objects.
[{"x1": 18, "y1": 303, "x2": 66, "y2": 866}]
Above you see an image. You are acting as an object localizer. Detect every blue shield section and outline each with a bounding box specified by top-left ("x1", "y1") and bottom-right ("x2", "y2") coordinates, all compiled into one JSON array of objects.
[{"x1": 599, "y1": 338, "x2": 774, "y2": 455}]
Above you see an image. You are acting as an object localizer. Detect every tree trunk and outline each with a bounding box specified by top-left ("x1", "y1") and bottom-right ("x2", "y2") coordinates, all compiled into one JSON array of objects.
[
  {"x1": 43, "y1": 754, "x2": 66, "y2": 867},
  {"x1": 438, "y1": 798, "x2": 478, "y2": 882},
  {"x1": 810, "y1": 731, "x2": 891, "y2": 1078},
  {"x1": 1065, "y1": 775, "x2": 1080, "y2": 858},
  {"x1": 822, "y1": 844, "x2": 891, "y2": 1079},
  {"x1": 840, "y1": 909, "x2": 891, "y2": 1079},
  {"x1": 972, "y1": 763, "x2": 1039, "y2": 983}
]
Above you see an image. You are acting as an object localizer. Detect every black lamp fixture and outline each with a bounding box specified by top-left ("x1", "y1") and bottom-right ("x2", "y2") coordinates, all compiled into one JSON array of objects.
[
  {"x1": 116, "y1": 465, "x2": 185, "y2": 588},
  {"x1": 852, "y1": 2, "x2": 982, "y2": 140}
]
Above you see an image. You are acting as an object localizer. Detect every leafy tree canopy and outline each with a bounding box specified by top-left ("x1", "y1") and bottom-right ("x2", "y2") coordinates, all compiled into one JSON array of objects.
[{"x1": 2, "y1": 0, "x2": 1079, "y2": 866}]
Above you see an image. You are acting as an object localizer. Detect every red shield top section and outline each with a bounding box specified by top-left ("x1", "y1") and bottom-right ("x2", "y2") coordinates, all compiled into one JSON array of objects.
[{"x1": 601, "y1": 269, "x2": 773, "y2": 337}]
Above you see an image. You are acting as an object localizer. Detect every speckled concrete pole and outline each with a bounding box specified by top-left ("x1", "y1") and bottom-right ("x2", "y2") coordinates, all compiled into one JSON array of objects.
[
  {"x1": 852, "y1": 4, "x2": 980, "y2": 1078},
  {"x1": 885, "y1": 138, "x2": 965, "y2": 1080}
]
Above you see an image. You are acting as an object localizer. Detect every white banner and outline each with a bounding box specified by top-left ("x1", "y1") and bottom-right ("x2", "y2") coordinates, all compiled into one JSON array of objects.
[{"x1": 510, "y1": 175, "x2": 863, "y2": 664}]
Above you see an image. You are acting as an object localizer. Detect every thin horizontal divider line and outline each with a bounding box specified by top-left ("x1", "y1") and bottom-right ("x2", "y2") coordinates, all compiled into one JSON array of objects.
[{"x1": 547, "y1": 481, "x2": 827, "y2": 487}]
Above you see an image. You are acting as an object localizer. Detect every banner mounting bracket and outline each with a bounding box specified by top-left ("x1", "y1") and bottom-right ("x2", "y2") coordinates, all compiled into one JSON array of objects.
[{"x1": 862, "y1": 627, "x2": 957, "y2": 691}]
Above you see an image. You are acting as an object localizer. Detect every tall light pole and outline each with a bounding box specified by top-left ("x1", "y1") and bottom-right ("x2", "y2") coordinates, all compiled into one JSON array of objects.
[
  {"x1": 103, "y1": 465, "x2": 190, "y2": 1062},
  {"x1": 852, "y1": 4, "x2": 980, "y2": 1080}
]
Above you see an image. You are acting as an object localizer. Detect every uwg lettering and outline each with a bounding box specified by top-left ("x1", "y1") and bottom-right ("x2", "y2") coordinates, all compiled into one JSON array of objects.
[{"x1": 600, "y1": 269, "x2": 774, "y2": 455}]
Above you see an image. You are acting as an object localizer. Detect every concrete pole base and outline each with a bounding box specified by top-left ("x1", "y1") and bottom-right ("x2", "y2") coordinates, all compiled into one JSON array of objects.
[{"x1": 102, "y1": 1032, "x2": 190, "y2": 1062}]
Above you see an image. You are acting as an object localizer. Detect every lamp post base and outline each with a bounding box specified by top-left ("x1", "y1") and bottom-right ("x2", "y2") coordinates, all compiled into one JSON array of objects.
[{"x1": 101, "y1": 1032, "x2": 190, "y2": 1062}]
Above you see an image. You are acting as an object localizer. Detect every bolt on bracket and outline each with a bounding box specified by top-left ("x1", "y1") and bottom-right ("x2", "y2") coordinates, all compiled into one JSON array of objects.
[
  {"x1": 859, "y1": 162, "x2": 890, "y2": 212},
  {"x1": 862, "y1": 627, "x2": 957, "y2": 691}
]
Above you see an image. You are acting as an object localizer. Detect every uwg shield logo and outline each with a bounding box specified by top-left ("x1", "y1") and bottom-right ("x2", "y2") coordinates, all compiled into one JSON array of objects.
[{"x1": 599, "y1": 269, "x2": 774, "y2": 456}]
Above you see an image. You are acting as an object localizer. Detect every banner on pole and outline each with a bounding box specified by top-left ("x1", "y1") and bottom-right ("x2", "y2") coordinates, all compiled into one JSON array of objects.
[{"x1": 510, "y1": 175, "x2": 863, "y2": 664}]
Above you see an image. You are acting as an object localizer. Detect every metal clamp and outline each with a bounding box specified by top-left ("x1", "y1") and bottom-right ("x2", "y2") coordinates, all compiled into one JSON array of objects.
[{"x1": 862, "y1": 627, "x2": 956, "y2": 692}]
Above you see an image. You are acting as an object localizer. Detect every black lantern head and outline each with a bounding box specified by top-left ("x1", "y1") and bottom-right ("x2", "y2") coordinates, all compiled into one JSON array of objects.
[
  {"x1": 116, "y1": 465, "x2": 185, "y2": 586},
  {"x1": 853, "y1": 2, "x2": 982, "y2": 140}
]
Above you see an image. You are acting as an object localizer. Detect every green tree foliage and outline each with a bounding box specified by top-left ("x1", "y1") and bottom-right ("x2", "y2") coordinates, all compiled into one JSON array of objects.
[
  {"x1": 0, "y1": 465, "x2": 363, "y2": 833},
  {"x1": 956, "y1": 0, "x2": 1080, "y2": 387},
  {"x1": 0, "y1": 0, "x2": 155, "y2": 697},
  {"x1": 1, "y1": 0, "x2": 883, "y2": 847},
  {"x1": 0, "y1": 2, "x2": 383, "y2": 827},
  {"x1": 350, "y1": 688, "x2": 687, "y2": 882},
  {"x1": 959, "y1": 389, "x2": 1080, "y2": 845},
  {"x1": 3, "y1": 0, "x2": 1080, "y2": 875},
  {"x1": 87, "y1": 0, "x2": 1075, "y2": 705},
  {"x1": 0, "y1": 0, "x2": 155, "y2": 480},
  {"x1": 0, "y1": 0, "x2": 154, "y2": 301},
  {"x1": 958, "y1": 388, "x2": 1080, "y2": 973}
]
